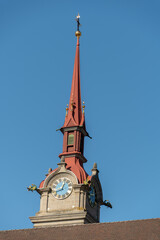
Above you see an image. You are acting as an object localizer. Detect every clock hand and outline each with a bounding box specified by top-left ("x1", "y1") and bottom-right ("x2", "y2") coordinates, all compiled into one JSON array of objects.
[
  {"x1": 56, "y1": 181, "x2": 65, "y2": 192},
  {"x1": 61, "y1": 181, "x2": 65, "y2": 189},
  {"x1": 53, "y1": 188, "x2": 60, "y2": 193},
  {"x1": 56, "y1": 187, "x2": 62, "y2": 191}
]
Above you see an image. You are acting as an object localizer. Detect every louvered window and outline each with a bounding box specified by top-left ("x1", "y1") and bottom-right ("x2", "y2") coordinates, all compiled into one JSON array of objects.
[{"x1": 68, "y1": 134, "x2": 74, "y2": 145}]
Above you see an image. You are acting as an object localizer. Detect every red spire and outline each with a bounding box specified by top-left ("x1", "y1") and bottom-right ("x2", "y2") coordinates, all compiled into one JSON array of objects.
[
  {"x1": 58, "y1": 15, "x2": 89, "y2": 184},
  {"x1": 39, "y1": 16, "x2": 90, "y2": 186},
  {"x1": 69, "y1": 37, "x2": 82, "y2": 123},
  {"x1": 63, "y1": 36, "x2": 84, "y2": 128}
]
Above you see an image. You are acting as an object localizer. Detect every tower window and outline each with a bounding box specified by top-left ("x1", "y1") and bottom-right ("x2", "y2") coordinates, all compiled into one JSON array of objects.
[{"x1": 68, "y1": 134, "x2": 74, "y2": 145}]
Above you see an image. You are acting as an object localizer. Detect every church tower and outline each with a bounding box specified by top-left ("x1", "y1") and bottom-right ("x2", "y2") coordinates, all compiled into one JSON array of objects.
[{"x1": 30, "y1": 15, "x2": 103, "y2": 227}]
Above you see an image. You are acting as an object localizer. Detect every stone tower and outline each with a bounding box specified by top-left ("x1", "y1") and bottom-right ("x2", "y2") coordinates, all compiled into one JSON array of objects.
[{"x1": 30, "y1": 15, "x2": 103, "y2": 228}]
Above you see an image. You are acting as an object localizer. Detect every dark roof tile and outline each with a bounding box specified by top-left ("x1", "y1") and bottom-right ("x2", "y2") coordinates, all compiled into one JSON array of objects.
[{"x1": 0, "y1": 218, "x2": 160, "y2": 240}]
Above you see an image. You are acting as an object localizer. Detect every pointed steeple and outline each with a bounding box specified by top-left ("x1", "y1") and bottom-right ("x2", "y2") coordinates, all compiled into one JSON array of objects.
[
  {"x1": 58, "y1": 14, "x2": 89, "y2": 182},
  {"x1": 63, "y1": 14, "x2": 85, "y2": 128}
]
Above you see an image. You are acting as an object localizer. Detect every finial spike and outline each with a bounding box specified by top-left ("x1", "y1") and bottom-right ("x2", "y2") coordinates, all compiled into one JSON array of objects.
[
  {"x1": 61, "y1": 156, "x2": 65, "y2": 163},
  {"x1": 77, "y1": 13, "x2": 80, "y2": 19},
  {"x1": 82, "y1": 101, "x2": 85, "y2": 114},
  {"x1": 48, "y1": 168, "x2": 52, "y2": 173},
  {"x1": 75, "y1": 13, "x2": 81, "y2": 38},
  {"x1": 92, "y1": 162, "x2": 99, "y2": 176},
  {"x1": 93, "y1": 162, "x2": 97, "y2": 169}
]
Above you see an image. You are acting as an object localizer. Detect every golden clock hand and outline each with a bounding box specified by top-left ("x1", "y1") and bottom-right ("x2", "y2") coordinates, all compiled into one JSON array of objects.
[
  {"x1": 61, "y1": 181, "x2": 65, "y2": 189},
  {"x1": 56, "y1": 181, "x2": 65, "y2": 192}
]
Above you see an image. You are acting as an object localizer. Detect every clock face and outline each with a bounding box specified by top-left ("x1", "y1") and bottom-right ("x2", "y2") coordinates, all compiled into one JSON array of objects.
[
  {"x1": 88, "y1": 184, "x2": 96, "y2": 207},
  {"x1": 52, "y1": 177, "x2": 72, "y2": 199}
]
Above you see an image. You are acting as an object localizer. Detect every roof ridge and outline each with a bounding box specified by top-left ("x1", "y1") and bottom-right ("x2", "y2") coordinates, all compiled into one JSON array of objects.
[{"x1": 1, "y1": 218, "x2": 160, "y2": 232}]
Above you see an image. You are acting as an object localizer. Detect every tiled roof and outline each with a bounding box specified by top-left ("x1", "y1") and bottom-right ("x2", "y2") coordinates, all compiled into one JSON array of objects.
[{"x1": 0, "y1": 218, "x2": 160, "y2": 240}]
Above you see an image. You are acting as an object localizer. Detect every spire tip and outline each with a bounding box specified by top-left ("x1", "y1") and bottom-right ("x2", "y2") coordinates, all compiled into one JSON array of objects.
[{"x1": 75, "y1": 13, "x2": 81, "y2": 38}]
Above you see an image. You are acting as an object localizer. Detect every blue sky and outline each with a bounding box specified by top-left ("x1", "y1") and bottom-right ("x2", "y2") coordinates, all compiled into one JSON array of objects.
[{"x1": 0, "y1": 0, "x2": 160, "y2": 230}]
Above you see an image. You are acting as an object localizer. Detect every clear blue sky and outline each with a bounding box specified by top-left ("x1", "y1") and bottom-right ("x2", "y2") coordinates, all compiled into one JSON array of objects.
[{"x1": 0, "y1": 0, "x2": 160, "y2": 230}]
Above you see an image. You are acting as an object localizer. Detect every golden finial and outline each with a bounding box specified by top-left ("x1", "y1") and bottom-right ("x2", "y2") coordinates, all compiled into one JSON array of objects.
[
  {"x1": 75, "y1": 13, "x2": 81, "y2": 38},
  {"x1": 82, "y1": 101, "x2": 85, "y2": 114},
  {"x1": 65, "y1": 104, "x2": 69, "y2": 116}
]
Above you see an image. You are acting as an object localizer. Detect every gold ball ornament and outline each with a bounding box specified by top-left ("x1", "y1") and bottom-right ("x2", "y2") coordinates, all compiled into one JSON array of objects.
[{"x1": 75, "y1": 31, "x2": 81, "y2": 38}]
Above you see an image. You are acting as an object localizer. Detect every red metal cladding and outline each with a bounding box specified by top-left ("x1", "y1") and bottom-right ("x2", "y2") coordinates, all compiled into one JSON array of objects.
[
  {"x1": 63, "y1": 38, "x2": 85, "y2": 128},
  {"x1": 39, "y1": 180, "x2": 44, "y2": 188},
  {"x1": 66, "y1": 156, "x2": 89, "y2": 183}
]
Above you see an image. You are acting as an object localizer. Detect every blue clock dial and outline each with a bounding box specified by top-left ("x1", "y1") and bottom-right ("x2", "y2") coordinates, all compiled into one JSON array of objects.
[
  {"x1": 88, "y1": 185, "x2": 96, "y2": 207},
  {"x1": 52, "y1": 177, "x2": 72, "y2": 199}
]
